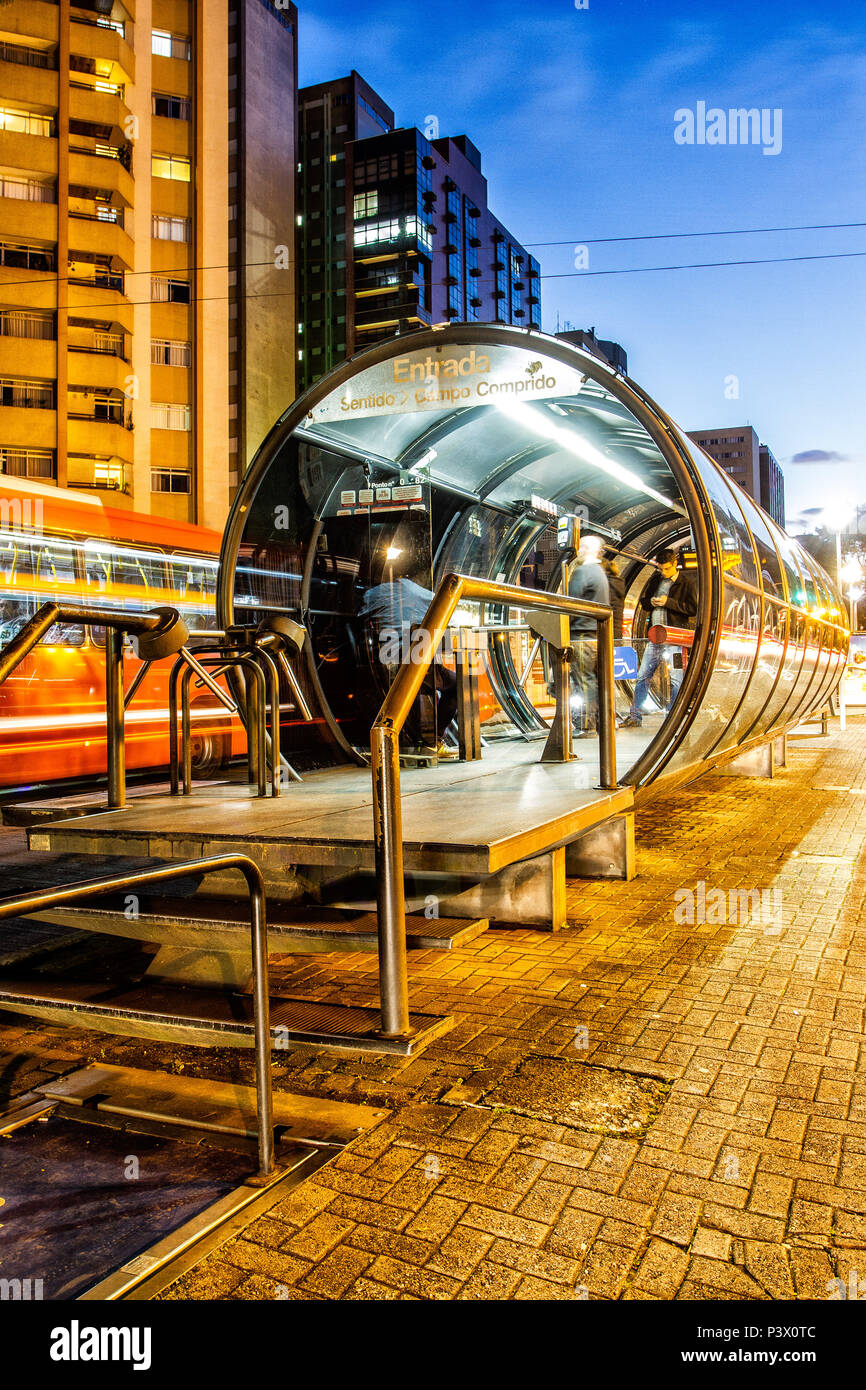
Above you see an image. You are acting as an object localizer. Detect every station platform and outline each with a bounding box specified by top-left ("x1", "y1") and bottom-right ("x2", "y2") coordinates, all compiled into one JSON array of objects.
[{"x1": 26, "y1": 740, "x2": 634, "y2": 881}]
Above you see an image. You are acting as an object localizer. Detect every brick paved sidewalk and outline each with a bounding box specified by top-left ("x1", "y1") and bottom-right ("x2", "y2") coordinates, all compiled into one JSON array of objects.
[
  {"x1": 153, "y1": 719, "x2": 866, "y2": 1300},
  {"x1": 4, "y1": 718, "x2": 866, "y2": 1299}
]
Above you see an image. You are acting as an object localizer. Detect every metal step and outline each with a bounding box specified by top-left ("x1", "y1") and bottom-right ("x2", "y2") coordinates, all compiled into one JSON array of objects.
[
  {"x1": 25, "y1": 896, "x2": 489, "y2": 954},
  {"x1": 0, "y1": 977, "x2": 453, "y2": 1055}
]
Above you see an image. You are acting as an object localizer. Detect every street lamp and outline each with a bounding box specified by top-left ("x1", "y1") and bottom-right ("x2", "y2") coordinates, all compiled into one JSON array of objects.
[
  {"x1": 819, "y1": 502, "x2": 856, "y2": 591},
  {"x1": 841, "y1": 556, "x2": 864, "y2": 632}
]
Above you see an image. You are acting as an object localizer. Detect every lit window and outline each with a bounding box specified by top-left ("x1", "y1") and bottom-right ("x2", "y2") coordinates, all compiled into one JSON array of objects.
[
  {"x1": 152, "y1": 30, "x2": 191, "y2": 60},
  {"x1": 0, "y1": 107, "x2": 53, "y2": 137},
  {"x1": 152, "y1": 154, "x2": 191, "y2": 182},
  {"x1": 353, "y1": 190, "x2": 379, "y2": 220}
]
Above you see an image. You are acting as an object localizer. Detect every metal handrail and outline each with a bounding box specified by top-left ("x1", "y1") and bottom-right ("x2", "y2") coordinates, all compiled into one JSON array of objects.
[
  {"x1": 0, "y1": 854, "x2": 275, "y2": 1176},
  {"x1": 370, "y1": 571, "x2": 616, "y2": 1038},
  {"x1": 0, "y1": 603, "x2": 172, "y2": 810}
]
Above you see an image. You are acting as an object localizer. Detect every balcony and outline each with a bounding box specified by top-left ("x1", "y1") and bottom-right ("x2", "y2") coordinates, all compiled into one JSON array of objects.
[
  {"x1": 68, "y1": 216, "x2": 134, "y2": 271},
  {"x1": 66, "y1": 350, "x2": 130, "y2": 393},
  {"x1": 68, "y1": 416, "x2": 133, "y2": 463},
  {"x1": 69, "y1": 84, "x2": 132, "y2": 144},
  {"x1": 69, "y1": 149, "x2": 133, "y2": 208},
  {"x1": 0, "y1": 407, "x2": 55, "y2": 450},
  {"x1": 67, "y1": 455, "x2": 129, "y2": 493},
  {"x1": 0, "y1": 337, "x2": 55, "y2": 378},
  {"x1": 0, "y1": 129, "x2": 56, "y2": 178},
  {"x1": 0, "y1": 60, "x2": 57, "y2": 109},
  {"x1": 0, "y1": 199, "x2": 57, "y2": 244},
  {"x1": 0, "y1": 264, "x2": 56, "y2": 313},
  {"x1": 69, "y1": 18, "x2": 135, "y2": 86},
  {"x1": 1, "y1": 2, "x2": 58, "y2": 46},
  {"x1": 66, "y1": 279, "x2": 129, "y2": 318}
]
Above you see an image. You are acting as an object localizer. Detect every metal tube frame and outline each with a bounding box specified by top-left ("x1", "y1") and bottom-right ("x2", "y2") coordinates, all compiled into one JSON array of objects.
[
  {"x1": 370, "y1": 571, "x2": 615, "y2": 1038},
  {"x1": 0, "y1": 602, "x2": 168, "y2": 812},
  {"x1": 0, "y1": 854, "x2": 275, "y2": 1177},
  {"x1": 171, "y1": 648, "x2": 269, "y2": 796}
]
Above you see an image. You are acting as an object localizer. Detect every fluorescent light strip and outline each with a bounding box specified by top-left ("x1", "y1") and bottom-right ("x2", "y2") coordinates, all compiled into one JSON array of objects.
[{"x1": 497, "y1": 400, "x2": 686, "y2": 514}]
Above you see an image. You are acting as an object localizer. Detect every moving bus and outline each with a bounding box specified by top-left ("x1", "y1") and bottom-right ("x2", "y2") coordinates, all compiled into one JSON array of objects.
[{"x1": 0, "y1": 475, "x2": 242, "y2": 789}]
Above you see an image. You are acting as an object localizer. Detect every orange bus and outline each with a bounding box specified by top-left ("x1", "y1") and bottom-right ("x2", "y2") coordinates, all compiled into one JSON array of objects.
[{"x1": 0, "y1": 475, "x2": 243, "y2": 788}]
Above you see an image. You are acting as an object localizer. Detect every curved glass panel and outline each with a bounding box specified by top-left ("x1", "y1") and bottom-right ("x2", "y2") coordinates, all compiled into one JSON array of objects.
[{"x1": 221, "y1": 327, "x2": 847, "y2": 790}]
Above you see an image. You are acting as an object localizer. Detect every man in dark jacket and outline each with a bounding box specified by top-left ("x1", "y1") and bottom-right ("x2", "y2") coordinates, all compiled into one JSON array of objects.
[
  {"x1": 618, "y1": 548, "x2": 697, "y2": 727},
  {"x1": 568, "y1": 535, "x2": 610, "y2": 731}
]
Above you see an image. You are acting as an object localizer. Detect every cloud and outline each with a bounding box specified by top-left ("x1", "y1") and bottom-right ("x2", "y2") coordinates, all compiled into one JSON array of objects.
[{"x1": 789, "y1": 449, "x2": 848, "y2": 464}]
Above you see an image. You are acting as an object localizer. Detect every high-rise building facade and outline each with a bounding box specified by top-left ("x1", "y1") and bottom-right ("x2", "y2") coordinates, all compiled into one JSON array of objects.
[
  {"x1": 758, "y1": 443, "x2": 785, "y2": 528},
  {"x1": 687, "y1": 425, "x2": 786, "y2": 527},
  {"x1": 556, "y1": 327, "x2": 627, "y2": 375},
  {"x1": 0, "y1": 0, "x2": 297, "y2": 527},
  {"x1": 228, "y1": 0, "x2": 297, "y2": 482},
  {"x1": 297, "y1": 73, "x2": 540, "y2": 392},
  {"x1": 297, "y1": 71, "x2": 394, "y2": 393}
]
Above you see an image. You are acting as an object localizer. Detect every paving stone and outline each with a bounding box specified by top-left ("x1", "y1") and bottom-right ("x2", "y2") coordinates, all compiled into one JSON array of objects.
[
  {"x1": 8, "y1": 723, "x2": 864, "y2": 1304},
  {"x1": 631, "y1": 1238, "x2": 690, "y2": 1298}
]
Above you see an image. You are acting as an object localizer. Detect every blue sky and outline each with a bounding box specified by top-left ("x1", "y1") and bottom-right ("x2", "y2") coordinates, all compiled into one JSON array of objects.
[{"x1": 299, "y1": 0, "x2": 866, "y2": 530}]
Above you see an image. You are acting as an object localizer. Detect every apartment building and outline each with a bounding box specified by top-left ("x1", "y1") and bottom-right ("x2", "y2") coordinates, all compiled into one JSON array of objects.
[
  {"x1": 297, "y1": 72, "x2": 540, "y2": 393},
  {"x1": 687, "y1": 425, "x2": 786, "y2": 527},
  {"x1": 0, "y1": 0, "x2": 297, "y2": 528}
]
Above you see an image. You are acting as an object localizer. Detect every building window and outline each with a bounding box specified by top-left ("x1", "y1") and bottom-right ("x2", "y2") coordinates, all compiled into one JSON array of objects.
[
  {"x1": 0, "y1": 174, "x2": 54, "y2": 203},
  {"x1": 354, "y1": 216, "x2": 431, "y2": 253},
  {"x1": 0, "y1": 40, "x2": 55, "y2": 69},
  {"x1": 151, "y1": 276, "x2": 191, "y2": 304},
  {"x1": 0, "y1": 378, "x2": 54, "y2": 409},
  {"x1": 152, "y1": 93, "x2": 191, "y2": 120},
  {"x1": 69, "y1": 455, "x2": 124, "y2": 490},
  {"x1": 151, "y1": 402, "x2": 191, "y2": 431},
  {"x1": 353, "y1": 191, "x2": 379, "y2": 220},
  {"x1": 152, "y1": 213, "x2": 191, "y2": 242},
  {"x1": 151, "y1": 338, "x2": 191, "y2": 367},
  {"x1": 68, "y1": 254, "x2": 123, "y2": 292},
  {"x1": 152, "y1": 153, "x2": 191, "y2": 182},
  {"x1": 0, "y1": 310, "x2": 54, "y2": 340},
  {"x1": 152, "y1": 30, "x2": 191, "y2": 60},
  {"x1": 0, "y1": 242, "x2": 55, "y2": 272},
  {"x1": 69, "y1": 390, "x2": 123, "y2": 422},
  {"x1": 0, "y1": 107, "x2": 53, "y2": 137},
  {"x1": 0, "y1": 447, "x2": 55, "y2": 480},
  {"x1": 151, "y1": 467, "x2": 191, "y2": 493}
]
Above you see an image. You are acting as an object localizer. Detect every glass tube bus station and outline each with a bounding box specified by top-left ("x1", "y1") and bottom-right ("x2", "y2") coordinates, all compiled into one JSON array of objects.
[
  {"x1": 222, "y1": 324, "x2": 847, "y2": 802},
  {"x1": 0, "y1": 326, "x2": 848, "y2": 1299}
]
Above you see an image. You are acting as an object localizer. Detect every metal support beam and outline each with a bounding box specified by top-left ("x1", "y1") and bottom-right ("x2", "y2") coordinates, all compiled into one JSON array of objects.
[
  {"x1": 716, "y1": 742, "x2": 775, "y2": 779},
  {"x1": 438, "y1": 848, "x2": 568, "y2": 931},
  {"x1": 566, "y1": 813, "x2": 636, "y2": 881},
  {"x1": 455, "y1": 643, "x2": 482, "y2": 761},
  {"x1": 105, "y1": 629, "x2": 125, "y2": 810},
  {"x1": 541, "y1": 648, "x2": 573, "y2": 764}
]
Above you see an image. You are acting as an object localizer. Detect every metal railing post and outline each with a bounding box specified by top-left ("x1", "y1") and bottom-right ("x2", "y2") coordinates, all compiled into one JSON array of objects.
[
  {"x1": 369, "y1": 572, "x2": 615, "y2": 1038},
  {"x1": 0, "y1": 853, "x2": 274, "y2": 1178},
  {"x1": 371, "y1": 722, "x2": 410, "y2": 1037},
  {"x1": 105, "y1": 628, "x2": 126, "y2": 809},
  {"x1": 596, "y1": 612, "x2": 618, "y2": 790}
]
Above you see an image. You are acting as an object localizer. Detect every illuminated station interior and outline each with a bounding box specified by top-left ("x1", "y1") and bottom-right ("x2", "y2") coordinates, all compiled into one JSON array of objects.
[{"x1": 223, "y1": 325, "x2": 847, "y2": 798}]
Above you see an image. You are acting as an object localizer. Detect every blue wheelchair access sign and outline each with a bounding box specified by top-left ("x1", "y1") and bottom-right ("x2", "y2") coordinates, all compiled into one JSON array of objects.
[{"x1": 614, "y1": 646, "x2": 639, "y2": 680}]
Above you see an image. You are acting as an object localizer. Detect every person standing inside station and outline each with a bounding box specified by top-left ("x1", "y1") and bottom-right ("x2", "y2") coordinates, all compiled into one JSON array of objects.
[
  {"x1": 618, "y1": 548, "x2": 697, "y2": 728},
  {"x1": 568, "y1": 535, "x2": 610, "y2": 734}
]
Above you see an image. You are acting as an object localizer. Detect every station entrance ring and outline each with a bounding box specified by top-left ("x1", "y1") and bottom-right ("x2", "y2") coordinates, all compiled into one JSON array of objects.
[{"x1": 219, "y1": 325, "x2": 847, "y2": 799}]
